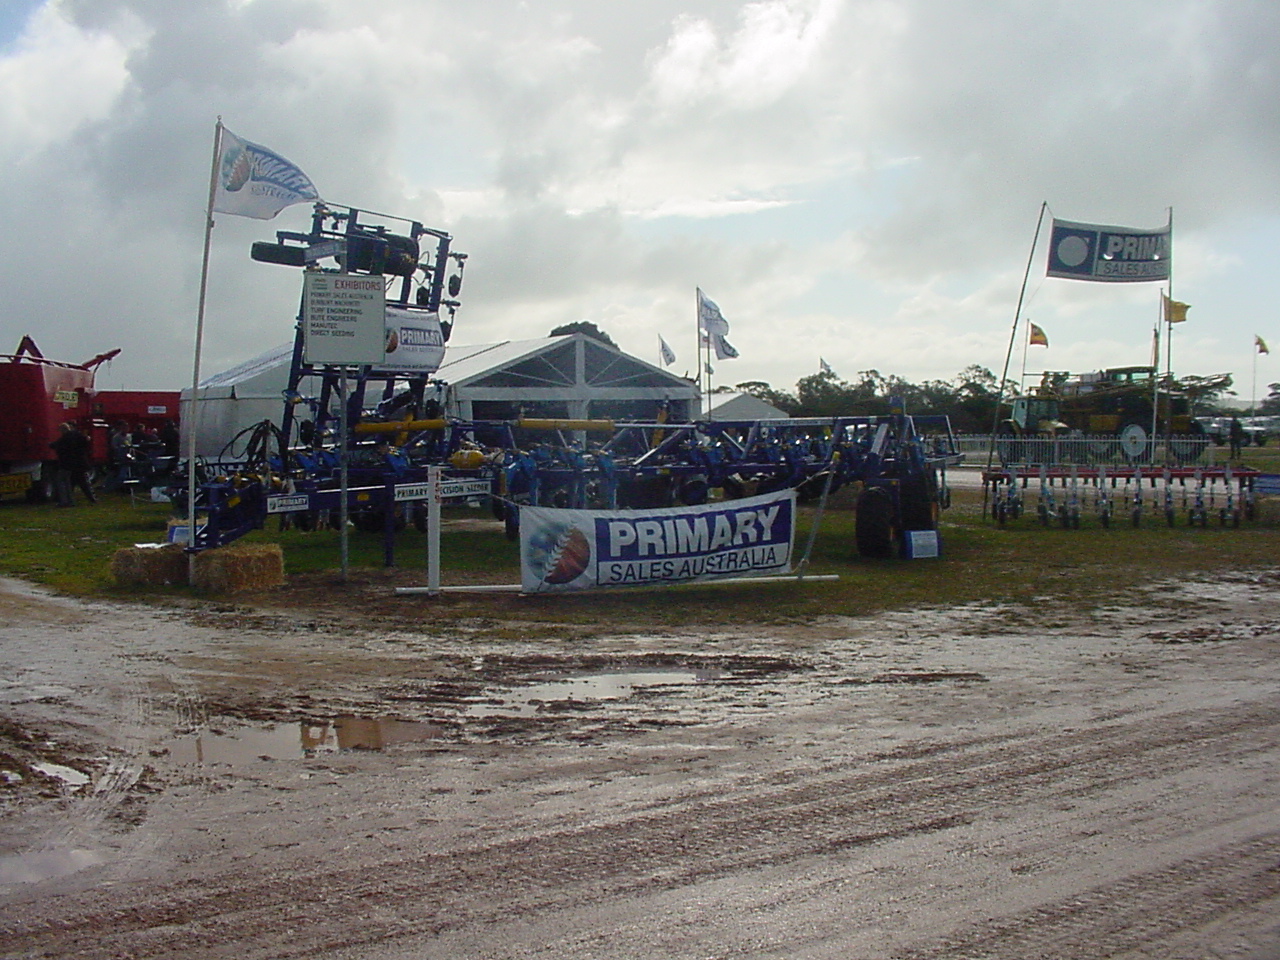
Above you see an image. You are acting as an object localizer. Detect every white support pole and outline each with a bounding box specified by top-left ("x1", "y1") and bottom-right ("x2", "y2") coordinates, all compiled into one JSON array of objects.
[
  {"x1": 186, "y1": 118, "x2": 224, "y2": 578},
  {"x1": 427, "y1": 465, "x2": 443, "y2": 595}
]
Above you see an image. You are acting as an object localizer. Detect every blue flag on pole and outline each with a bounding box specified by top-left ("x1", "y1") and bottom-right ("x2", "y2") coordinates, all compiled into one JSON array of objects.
[
  {"x1": 213, "y1": 127, "x2": 320, "y2": 220},
  {"x1": 1046, "y1": 217, "x2": 1171, "y2": 282}
]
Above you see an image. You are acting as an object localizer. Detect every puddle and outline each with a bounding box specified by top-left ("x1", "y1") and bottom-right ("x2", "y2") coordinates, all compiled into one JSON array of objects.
[
  {"x1": 163, "y1": 716, "x2": 444, "y2": 766},
  {"x1": 466, "y1": 669, "x2": 725, "y2": 718},
  {"x1": 31, "y1": 762, "x2": 91, "y2": 789},
  {"x1": 0, "y1": 846, "x2": 103, "y2": 885}
]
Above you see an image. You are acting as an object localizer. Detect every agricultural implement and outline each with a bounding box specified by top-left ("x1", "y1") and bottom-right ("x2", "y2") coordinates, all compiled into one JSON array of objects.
[
  {"x1": 177, "y1": 202, "x2": 961, "y2": 561},
  {"x1": 983, "y1": 464, "x2": 1261, "y2": 529}
]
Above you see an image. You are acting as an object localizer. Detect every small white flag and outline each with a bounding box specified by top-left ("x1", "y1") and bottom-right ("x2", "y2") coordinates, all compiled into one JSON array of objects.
[
  {"x1": 697, "y1": 288, "x2": 730, "y2": 336},
  {"x1": 213, "y1": 126, "x2": 320, "y2": 220},
  {"x1": 711, "y1": 334, "x2": 738, "y2": 360},
  {"x1": 659, "y1": 336, "x2": 676, "y2": 366},
  {"x1": 820, "y1": 357, "x2": 833, "y2": 375}
]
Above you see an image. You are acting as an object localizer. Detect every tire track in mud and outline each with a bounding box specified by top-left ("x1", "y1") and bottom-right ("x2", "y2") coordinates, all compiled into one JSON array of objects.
[
  {"x1": 892, "y1": 833, "x2": 1280, "y2": 960},
  {"x1": 1, "y1": 699, "x2": 1276, "y2": 958}
]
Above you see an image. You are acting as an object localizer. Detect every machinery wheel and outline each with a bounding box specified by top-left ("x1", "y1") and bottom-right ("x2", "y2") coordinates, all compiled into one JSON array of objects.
[
  {"x1": 855, "y1": 488, "x2": 896, "y2": 559},
  {"x1": 1118, "y1": 422, "x2": 1148, "y2": 461},
  {"x1": 1169, "y1": 426, "x2": 1210, "y2": 464},
  {"x1": 899, "y1": 471, "x2": 939, "y2": 532}
]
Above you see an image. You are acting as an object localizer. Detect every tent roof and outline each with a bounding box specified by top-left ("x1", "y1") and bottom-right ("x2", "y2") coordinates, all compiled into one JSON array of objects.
[{"x1": 192, "y1": 332, "x2": 696, "y2": 398}]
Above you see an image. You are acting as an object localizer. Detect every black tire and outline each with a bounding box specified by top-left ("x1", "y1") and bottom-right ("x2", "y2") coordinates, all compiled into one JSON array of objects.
[
  {"x1": 504, "y1": 503, "x2": 520, "y2": 541},
  {"x1": 899, "y1": 471, "x2": 938, "y2": 532},
  {"x1": 855, "y1": 488, "x2": 896, "y2": 559}
]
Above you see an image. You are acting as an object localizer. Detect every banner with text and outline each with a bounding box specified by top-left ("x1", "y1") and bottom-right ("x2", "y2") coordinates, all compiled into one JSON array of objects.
[
  {"x1": 1046, "y1": 217, "x2": 1171, "y2": 282},
  {"x1": 519, "y1": 489, "x2": 796, "y2": 593}
]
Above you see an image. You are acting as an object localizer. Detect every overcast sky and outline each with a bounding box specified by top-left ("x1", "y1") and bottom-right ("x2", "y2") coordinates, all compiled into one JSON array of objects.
[{"x1": 2, "y1": 0, "x2": 1277, "y2": 401}]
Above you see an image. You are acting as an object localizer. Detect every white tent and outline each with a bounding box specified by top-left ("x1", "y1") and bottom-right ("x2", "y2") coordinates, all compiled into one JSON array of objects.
[
  {"x1": 704, "y1": 391, "x2": 789, "y2": 421},
  {"x1": 180, "y1": 333, "x2": 700, "y2": 458}
]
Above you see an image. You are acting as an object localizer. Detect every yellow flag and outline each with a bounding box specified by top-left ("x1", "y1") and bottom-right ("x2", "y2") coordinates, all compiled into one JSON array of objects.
[
  {"x1": 1257, "y1": 335, "x2": 1270, "y2": 355},
  {"x1": 1028, "y1": 322, "x2": 1048, "y2": 347},
  {"x1": 1162, "y1": 293, "x2": 1189, "y2": 323}
]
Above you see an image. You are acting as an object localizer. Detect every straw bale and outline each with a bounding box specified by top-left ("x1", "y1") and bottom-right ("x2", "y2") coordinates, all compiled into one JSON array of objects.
[
  {"x1": 111, "y1": 545, "x2": 188, "y2": 588},
  {"x1": 190, "y1": 543, "x2": 285, "y2": 595}
]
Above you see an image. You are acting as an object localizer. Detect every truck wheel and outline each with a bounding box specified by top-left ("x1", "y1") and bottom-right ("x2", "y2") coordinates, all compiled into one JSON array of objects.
[
  {"x1": 855, "y1": 488, "x2": 896, "y2": 559},
  {"x1": 1118, "y1": 422, "x2": 1148, "y2": 461}
]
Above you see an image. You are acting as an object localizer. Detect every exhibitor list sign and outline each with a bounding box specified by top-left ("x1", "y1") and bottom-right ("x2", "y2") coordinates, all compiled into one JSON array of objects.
[{"x1": 303, "y1": 273, "x2": 386, "y2": 365}]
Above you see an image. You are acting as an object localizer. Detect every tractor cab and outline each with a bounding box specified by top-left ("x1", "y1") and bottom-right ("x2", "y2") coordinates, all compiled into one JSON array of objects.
[{"x1": 1007, "y1": 396, "x2": 1068, "y2": 436}]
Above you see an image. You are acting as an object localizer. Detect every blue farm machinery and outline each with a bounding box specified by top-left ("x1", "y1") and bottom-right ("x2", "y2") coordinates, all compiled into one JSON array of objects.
[{"x1": 178, "y1": 203, "x2": 961, "y2": 562}]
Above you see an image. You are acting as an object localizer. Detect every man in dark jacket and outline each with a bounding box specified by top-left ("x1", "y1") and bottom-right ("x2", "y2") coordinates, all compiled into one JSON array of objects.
[{"x1": 50, "y1": 422, "x2": 97, "y2": 506}]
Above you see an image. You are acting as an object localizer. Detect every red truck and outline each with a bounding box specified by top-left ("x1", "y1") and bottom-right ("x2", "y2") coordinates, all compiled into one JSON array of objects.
[{"x1": 0, "y1": 337, "x2": 121, "y2": 501}]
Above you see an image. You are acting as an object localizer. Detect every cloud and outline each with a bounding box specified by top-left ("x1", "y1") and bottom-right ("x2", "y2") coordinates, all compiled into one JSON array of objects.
[{"x1": 0, "y1": 0, "x2": 1276, "y2": 397}]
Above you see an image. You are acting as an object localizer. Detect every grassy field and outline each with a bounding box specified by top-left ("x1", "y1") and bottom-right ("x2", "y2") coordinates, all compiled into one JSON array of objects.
[{"x1": 1, "y1": 454, "x2": 1277, "y2": 624}]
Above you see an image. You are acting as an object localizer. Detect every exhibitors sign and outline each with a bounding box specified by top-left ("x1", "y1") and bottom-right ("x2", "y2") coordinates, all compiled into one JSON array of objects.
[
  {"x1": 519, "y1": 489, "x2": 795, "y2": 593},
  {"x1": 303, "y1": 273, "x2": 386, "y2": 365}
]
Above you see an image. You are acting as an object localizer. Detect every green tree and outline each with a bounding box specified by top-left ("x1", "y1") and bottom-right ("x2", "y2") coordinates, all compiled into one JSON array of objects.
[{"x1": 549, "y1": 320, "x2": 616, "y2": 347}]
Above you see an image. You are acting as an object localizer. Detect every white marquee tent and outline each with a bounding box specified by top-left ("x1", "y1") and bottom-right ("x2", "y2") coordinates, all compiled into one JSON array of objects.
[{"x1": 180, "y1": 333, "x2": 700, "y2": 458}]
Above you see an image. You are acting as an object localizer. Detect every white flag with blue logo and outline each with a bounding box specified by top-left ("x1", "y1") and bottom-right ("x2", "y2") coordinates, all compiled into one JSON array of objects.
[
  {"x1": 659, "y1": 335, "x2": 676, "y2": 366},
  {"x1": 214, "y1": 127, "x2": 320, "y2": 220}
]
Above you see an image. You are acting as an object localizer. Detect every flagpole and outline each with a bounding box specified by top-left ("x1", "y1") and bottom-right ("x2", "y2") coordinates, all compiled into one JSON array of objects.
[
  {"x1": 1159, "y1": 207, "x2": 1173, "y2": 456},
  {"x1": 1019, "y1": 320, "x2": 1030, "y2": 390},
  {"x1": 695, "y1": 289, "x2": 703, "y2": 416},
  {"x1": 989, "y1": 201, "x2": 1048, "y2": 472},
  {"x1": 187, "y1": 117, "x2": 224, "y2": 578}
]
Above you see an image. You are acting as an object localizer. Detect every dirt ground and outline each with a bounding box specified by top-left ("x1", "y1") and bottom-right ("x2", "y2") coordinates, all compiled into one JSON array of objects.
[{"x1": 0, "y1": 564, "x2": 1277, "y2": 960}]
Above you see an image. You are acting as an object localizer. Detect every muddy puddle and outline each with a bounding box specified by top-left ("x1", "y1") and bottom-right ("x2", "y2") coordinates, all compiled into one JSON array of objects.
[
  {"x1": 163, "y1": 715, "x2": 447, "y2": 765},
  {"x1": 463, "y1": 668, "x2": 725, "y2": 717}
]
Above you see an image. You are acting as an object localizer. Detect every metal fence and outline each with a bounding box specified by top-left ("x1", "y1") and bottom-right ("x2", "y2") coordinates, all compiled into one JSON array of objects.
[{"x1": 952, "y1": 433, "x2": 1216, "y2": 468}]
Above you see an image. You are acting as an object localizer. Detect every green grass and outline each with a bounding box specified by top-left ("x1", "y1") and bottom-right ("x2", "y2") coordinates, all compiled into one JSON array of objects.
[{"x1": 2, "y1": 482, "x2": 1276, "y2": 626}]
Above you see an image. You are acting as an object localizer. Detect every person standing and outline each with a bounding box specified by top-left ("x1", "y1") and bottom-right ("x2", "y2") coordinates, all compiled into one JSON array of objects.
[
  {"x1": 1228, "y1": 417, "x2": 1245, "y2": 459},
  {"x1": 50, "y1": 422, "x2": 97, "y2": 506}
]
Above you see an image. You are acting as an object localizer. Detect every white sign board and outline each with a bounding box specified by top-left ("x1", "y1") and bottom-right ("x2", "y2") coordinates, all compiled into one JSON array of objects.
[{"x1": 303, "y1": 273, "x2": 386, "y2": 365}]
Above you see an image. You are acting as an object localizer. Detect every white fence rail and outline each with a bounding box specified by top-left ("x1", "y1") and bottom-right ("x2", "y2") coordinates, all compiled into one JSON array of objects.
[{"x1": 952, "y1": 433, "x2": 1215, "y2": 468}]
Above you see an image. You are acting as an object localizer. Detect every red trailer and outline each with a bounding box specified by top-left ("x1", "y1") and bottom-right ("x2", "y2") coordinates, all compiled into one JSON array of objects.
[
  {"x1": 92, "y1": 390, "x2": 181, "y2": 435},
  {"x1": 0, "y1": 337, "x2": 120, "y2": 501}
]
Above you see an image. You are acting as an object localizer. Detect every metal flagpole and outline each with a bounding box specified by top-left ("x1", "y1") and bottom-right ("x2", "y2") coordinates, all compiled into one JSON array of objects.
[
  {"x1": 988, "y1": 201, "x2": 1048, "y2": 473},
  {"x1": 695, "y1": 289, "x2": 704, "y2": 416},
  {"x1": 1159, "y1": 208, "x2": 1174, "y2": 460},
  {"x1": 187, "y1": 117, "x2": 224, "y2": 580}
]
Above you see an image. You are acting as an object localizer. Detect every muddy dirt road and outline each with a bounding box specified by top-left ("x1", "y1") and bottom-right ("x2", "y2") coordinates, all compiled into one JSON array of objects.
[{"x1": 0, "y1": 573, "x2": 1277, "y2": 959}]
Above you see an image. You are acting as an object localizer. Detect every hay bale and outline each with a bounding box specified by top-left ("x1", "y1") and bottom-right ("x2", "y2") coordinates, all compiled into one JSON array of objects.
[
  {"x1": 190, "y1": 543, "x2": 285, "y2": 595},
  {"x1": 111, "y1": 544, "x2": 188, "y2": 588}
]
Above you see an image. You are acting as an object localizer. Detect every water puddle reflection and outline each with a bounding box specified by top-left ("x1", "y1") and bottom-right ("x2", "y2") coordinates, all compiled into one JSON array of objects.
[
  {"x1": 0, "y1": 846, "x2": 102, "y2": 885},
  {"x1": 466, "y1": 669, "x2": 724, "y2": 718},
  {"x1": 165, "y1": 716, "x2": 444, "y2": 766}
]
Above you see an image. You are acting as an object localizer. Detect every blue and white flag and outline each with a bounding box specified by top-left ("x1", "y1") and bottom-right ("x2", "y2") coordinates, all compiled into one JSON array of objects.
[
  {"x1": 659, "y1": 335, "x2": 676, "y2": 366},
  {"x1": 1046, "y1": 217, "x2": 1171, "y2": 282},
  {"x1": 213, "y1": 126, "x2": 320, "y2": 220},
  {"x1": 710, "y1": 334, "x2": 739, "y2": 360},
  {"x1": 697, "y1": 288, "x2": 730, "y2": 336}
]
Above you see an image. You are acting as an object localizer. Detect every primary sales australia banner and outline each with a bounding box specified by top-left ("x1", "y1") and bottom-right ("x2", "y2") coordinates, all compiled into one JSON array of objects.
[
  {"x1": 519, "y1": 489, "x2": 796, "y2": 593},
  {"x1": 1046, "y1": 217, "x2": 1170, "y2": 282}
]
